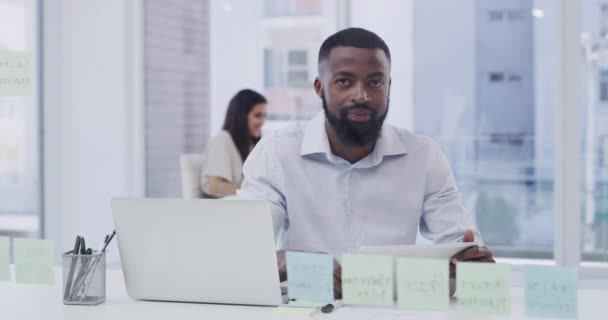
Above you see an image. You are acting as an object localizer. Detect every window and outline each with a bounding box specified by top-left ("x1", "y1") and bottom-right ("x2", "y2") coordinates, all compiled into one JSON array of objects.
[
  {"x1": 415, "y1": 0, "x2": 552, "y2": 258},
  {"x1": 264, "y1": 0, "x2": 321, "y2": 17},
  {"x1": 260, "y1": 0, "x2": 334, "y2": 123},
  {"x1": 264, "y1": 48, "x2": 315, "y2": 120},
  {"x1": 0, "y1": 0, "x2": 40, "y2": 239},
  {"x1": 582, "y1": 1, "x2": 608, "y2": 263}
]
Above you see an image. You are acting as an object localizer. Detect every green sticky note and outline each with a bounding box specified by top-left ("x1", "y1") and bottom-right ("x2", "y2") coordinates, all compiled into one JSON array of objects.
[
  {"x1": 524, "y1": 265, "x2": 578, "y2": 319},
  {"x1": 14, "y1": 238, "x2": 55, "y2": 285},
  {"x1": 0, "y1": 51, "x2": 34, "y2": 96},
  {"x1": 342, "y1": 254, "x2": 393, "y2": 306},
  {"x1": 0, "y1": 237, "x2": 9, "y2": 281},
  {"x1": 286, "y1": 251, "x2": 334, "y2": 303},
  {"x1": 397, "y1": 258, "x2": 449, "y2": 311},
  {"x1": 456, "y1": 262, "x2": 510, "y2": 315}
]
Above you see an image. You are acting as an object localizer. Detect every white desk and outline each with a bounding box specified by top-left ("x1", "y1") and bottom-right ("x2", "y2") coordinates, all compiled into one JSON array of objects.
[{"x1": 1, "y1": 268, "x2": 607, "y2": 320}]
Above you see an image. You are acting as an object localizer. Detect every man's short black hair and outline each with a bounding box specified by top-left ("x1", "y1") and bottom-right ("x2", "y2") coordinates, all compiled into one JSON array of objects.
[{"x1": 318, "y1": 27, "x2": 391, "y2": 64}]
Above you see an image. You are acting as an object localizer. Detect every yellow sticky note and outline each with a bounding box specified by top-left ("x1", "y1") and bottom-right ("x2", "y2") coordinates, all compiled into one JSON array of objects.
[
  {"x1": 14, "y1": 238, "x2": 55, "y2": 285},
  {"x1": 456, "y1": 262, "x2": 510, "y2": 315},
  {"x1": 397, "y1": 258, "x2": 449, "y2": 311},
  {"x1": 0, "y1": 237, "x2": 9, "y2": 281},
  {"x1": 342, "y1": 254, "x2": 393, "y2": 306},
  {"x1": 0, "y1": 51, "x2": 34, "y2": 96}
]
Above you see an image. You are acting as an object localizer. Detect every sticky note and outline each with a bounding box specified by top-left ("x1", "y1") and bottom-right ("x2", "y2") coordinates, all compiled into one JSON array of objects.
[
  {"x1": 0, "y1": 51, "x2": 34, "y2": 96},
  {"x1": 286, "y1": 251, "x2": 334, "y2": 303},
  {"x1": 456, "y1": 262, "x2": 510, "y2": 315},
  {"x1": 524, "y1": 265, "x2": 578, "y2": 318},
  {"x1": 0, "y1": 237, "x2": 9, "y2": 281},
  {"x1": 397, "y1": 258, "x2": 449, "y2": 311},
  {"x1": 342, "y1": 254, "x2": 393, "y2": 306},
  {"x1": 14, "y1": 238, "x2": 54, "y2": 285}
]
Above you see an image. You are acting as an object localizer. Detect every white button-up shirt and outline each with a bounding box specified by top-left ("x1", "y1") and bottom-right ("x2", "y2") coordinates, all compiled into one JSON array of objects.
[{"x1": 237, "y1": 112, "x2": 481, "y2": 258}]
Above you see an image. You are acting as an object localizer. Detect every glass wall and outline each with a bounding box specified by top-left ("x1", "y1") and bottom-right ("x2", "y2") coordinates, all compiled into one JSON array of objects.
[
  {"x1": 414, "y1": 0, "x2": 556, "y2": 258},
  {"x1": 0, "y1": 0, "x2": 40, "y2": 238}
]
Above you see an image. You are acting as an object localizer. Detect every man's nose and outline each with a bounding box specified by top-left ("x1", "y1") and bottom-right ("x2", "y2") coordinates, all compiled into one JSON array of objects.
[{"x1": 351, "y1": 82, "x2": 370, "y2": 105}]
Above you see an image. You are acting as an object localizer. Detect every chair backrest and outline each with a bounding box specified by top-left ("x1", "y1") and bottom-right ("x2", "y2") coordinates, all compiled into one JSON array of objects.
[{"x1": 179, "y1": 153, "x2": 203, "y2": 198}]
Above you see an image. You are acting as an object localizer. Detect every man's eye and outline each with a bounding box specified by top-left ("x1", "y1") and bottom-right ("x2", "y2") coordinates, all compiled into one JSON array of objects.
[
  {"x1": 336, "y1": 79, "x2": 351, "y2": 86},
  {"x1": 369, "y1": 79, "x2": 384, "y2": 87}
]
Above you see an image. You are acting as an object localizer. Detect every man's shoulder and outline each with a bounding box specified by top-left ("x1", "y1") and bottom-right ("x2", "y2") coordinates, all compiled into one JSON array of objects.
[
  {"x1": 383, "y1": 125, "x2": 445, "y2": 159},
  {"x1": 255, "y1": 122, "x2": 306, "y2": 155},
  {"x1": 261, "y1": 122, "x2": 306, "y2": 144}
]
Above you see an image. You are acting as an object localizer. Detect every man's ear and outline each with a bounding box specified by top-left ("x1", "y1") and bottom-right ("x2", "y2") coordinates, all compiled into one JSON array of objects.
[{"x1": 314, "y1": 77, "x2": 323, "y2": 98}]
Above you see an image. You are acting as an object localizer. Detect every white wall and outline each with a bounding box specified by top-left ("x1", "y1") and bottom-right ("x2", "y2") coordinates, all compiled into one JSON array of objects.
[
  {"x1": 350, "y1": 0, "x2": 414, "y2": 130},
  {"x1": 209, "y1": 0, "x2": 264, "y2": 136},
  {"x1": 43, "y1": 0, "x2": 144, "y2": 265}
]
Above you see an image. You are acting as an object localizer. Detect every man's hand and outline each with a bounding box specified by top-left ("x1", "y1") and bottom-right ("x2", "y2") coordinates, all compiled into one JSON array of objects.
[
  {"x1": 276, "y1": 250, "x2": 342, "y2": 299},
  {"x1": 449, "y1": 229, "x2": 495, "y2": 278}
]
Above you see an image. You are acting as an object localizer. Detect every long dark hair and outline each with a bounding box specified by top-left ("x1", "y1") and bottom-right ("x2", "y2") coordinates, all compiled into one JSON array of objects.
[{"x1": 222, "y1": 89, "x2": 267, "y2": 162}]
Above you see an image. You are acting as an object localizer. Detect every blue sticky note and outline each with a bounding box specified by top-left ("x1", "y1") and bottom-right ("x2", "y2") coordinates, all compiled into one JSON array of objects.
[
  {"x1": 286, "y1": 251, "x2": 334, "y2": 303},
  {"x1": 524, "y1": 265, "x2": 578, "y2": 319}
]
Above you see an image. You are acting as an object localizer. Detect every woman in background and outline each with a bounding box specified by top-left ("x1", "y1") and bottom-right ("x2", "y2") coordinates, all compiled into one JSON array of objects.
[{"x1": 201, "y1": 89, "x2": 267, "y2": 198}]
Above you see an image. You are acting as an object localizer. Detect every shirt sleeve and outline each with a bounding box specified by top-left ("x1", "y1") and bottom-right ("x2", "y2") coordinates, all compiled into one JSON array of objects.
[
  {"x1": 235, "y1": 136, "x2": 288, "y2": 246},
  {"x1": 202, "y1": 133, "x2": 235, "y2": 184},
  {"x1": 419, "y1": 139, "x2": 484, "y2": 245}
]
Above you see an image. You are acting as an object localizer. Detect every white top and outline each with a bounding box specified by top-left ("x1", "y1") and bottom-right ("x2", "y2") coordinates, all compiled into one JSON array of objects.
[
  {"x1": 200, "y1": 130, "x2": 244, "y2": 196},
  {"x1": 237, "y1": 112, "x2": 482, "y2": 258}
]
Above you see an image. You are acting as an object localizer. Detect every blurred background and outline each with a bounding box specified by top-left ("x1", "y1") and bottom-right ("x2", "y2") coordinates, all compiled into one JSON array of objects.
[{"x1": 0, "y1": 0, "x2": 607, "y2": 268}]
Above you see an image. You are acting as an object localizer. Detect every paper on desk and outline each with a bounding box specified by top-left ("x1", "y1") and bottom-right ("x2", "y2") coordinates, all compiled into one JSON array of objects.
[
  {"x1": 456, "y1": 262, "x2": 510, "y2": 315},
  {"x1": 0, "y1": 51, "x2": 34, "y2": 96},
  {"x1": 286, "y1": 251, "x2": 334, "y2": 303},
  {"x1": 273, "y1": 305, "x2": 321, "y2": 317},
  {"x1": 0, "y1": 237, "x2": 9, "y2": 281},
  {"x1": 342, "y1": 254, "x2": 393, "y2": 306},
  {"x1": 328, "y1": 307, "x2": 446, "y2": 320},
  {"x1": 397, "y1": 258, "x2": 449, "y2": 311},
  {"x1": 14, "y1": 238, "x2": 54, "y2": 285},
  {"x1": 524, "y1": 265, "x2": 578, "y2": 319}
]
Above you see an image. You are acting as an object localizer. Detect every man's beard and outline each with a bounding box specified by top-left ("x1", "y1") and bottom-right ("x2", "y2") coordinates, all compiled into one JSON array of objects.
[{"x1": 322, "y1": 95, "x2": 389, "y2": 146}]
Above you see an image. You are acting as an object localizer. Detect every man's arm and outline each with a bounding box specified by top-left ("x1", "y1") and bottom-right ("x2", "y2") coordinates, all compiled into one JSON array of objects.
[
  {"x1": 419, "y1": 138, "x2": 483, "y2": 244},
  {"x1": 235, "y1": 136, "x2": 288, "y2": 245},
  {"x1": 418, "y1": 139, "x2": 493, "y2": 273}
]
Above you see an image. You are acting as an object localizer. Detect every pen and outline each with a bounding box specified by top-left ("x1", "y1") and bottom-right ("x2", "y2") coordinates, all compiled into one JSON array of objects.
[
  {"x1": 80, "y1": 237, "x2": 86, "y2": 254},
  {"x1": 101, "y1": 230, "x2": 116, "y2": 252},
  {"x1": 64, "y1": 236, "x2": 81, "y2": 300},
  {"x1": 321, "y1": 300, "x2": 343, "y2": 313}
]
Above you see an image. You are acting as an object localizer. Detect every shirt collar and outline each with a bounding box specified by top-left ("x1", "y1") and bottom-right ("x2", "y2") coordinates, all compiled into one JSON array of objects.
[{"x1": 300, "y1": 111, "x2": 408, "y2": 164}]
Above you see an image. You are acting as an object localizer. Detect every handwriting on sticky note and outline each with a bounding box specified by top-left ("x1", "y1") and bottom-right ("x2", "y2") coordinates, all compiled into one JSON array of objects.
[
  {"x1": 397, "y1": 258, "x2": 449, "y2": 311},
  {"x1": 342, "y1": 254, "x2": 393, "y2": 306},
  {"x1": 0, "y1": 51, "x2": 34, "y2": 96},
  {"x1": 0, "y1": 237, "x2": 9, "y2": 281},
  {"x1": 456, "y1": 262, "x2": 510, "y2": 315},
  {"x1": 14, "y1": 238, "x2": 54, "y2": 285},
  {"x1": 286, "y1": 251, "x2": 334, "y2": 303},
  {"x1": 524, "y1": 265, "x2": 578, "y2": 318}
]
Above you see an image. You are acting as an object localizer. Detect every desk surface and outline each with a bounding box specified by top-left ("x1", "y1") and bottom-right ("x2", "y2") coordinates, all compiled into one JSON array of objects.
[{"x1": 1, "y1": 268, "x2": 606, "y2": 320}]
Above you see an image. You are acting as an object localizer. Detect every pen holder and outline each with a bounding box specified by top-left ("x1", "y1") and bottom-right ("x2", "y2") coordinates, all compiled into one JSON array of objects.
[{"x1": 62, "y1": 250, "x2": 106, "y2": 305}]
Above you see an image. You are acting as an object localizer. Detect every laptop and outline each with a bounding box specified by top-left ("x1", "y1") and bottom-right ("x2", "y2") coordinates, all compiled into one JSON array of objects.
[{"x1": 111, "y1": 198, "x2": 284, "y2": 306}]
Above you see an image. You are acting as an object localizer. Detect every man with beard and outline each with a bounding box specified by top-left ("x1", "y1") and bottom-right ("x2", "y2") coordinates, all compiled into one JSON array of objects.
[{"x1": 237, "y1": 28, "x2": 494, "y2": 298}]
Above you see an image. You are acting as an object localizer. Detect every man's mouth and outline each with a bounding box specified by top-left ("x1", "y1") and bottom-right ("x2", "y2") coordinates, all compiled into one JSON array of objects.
[{"x1": 345, "y1": 108, "x2": 372, "y2": 122}]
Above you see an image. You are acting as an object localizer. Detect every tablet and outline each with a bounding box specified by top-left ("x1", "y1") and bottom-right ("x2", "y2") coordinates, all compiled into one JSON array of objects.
[{"x1": 355, "y1": 242, "x2": 474, "y2": 259}]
